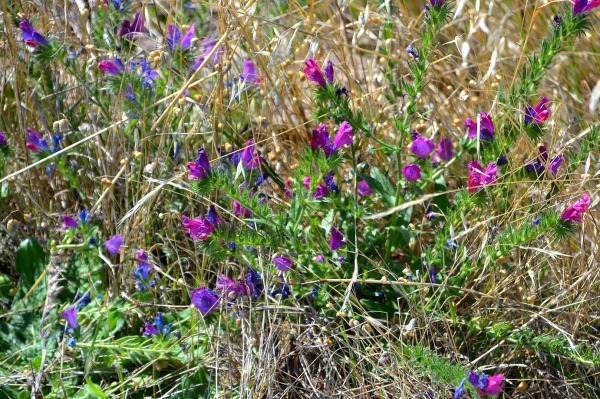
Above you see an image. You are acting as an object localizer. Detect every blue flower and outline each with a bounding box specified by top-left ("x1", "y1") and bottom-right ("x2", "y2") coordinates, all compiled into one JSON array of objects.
[
  {"x1": 453, "y1": 378, "x2": 466, "y2": 399},
  {"x1": 67, "y1": 337, "x2": 77, "y2": 347}
]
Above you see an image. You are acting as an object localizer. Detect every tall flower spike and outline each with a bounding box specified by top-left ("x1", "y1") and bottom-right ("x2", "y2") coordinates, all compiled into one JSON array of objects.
[
  {"x1": 525, "y1": 97, "x2": 551, "y2": 124},
  {"x1": 190, "y1": 287, "x2": 220, "y2": 316},
  {"x1": 303, "y1": 59, "x2": 327, "y2": 87},
  {"x1": 329, "y1": 227, "x2": 346, "y2": 251},
  {"x1": 104, "y1": 235, "x2": 124, "y2": 256},
  {"x1": 19, "y1": 19, "x2": 49, "y2": 47},
  {"x1": 572, "y1": 0, "x2": 600, "y2": 15},
  {"x1": 561, "y1": 193, "x2": 590, "y2": 223},
  {"x1": 465, "y1": 112, "x2": 495, "y2": 140},
  {"x1": 61, "y1": 307, "x2": 79, "y2": 330},
  {"x1": 468, "y1": 161, "x2": 498, "y2": 193}
]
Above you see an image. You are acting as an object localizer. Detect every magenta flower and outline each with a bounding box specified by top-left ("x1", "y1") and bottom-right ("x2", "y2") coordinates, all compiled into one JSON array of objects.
[
  {"x1": 26, "y1": 128, "x2": 50, "y2": 152},
  {"x1": 468, "y1": 161, "x2": 498, "y2": 193},
  {"x1": 120, "y1": 13, "x2": 145, "y2": 37},
  {"x1": 357, "y1": 180, "x2": 374, "y2": 196},
  {"x1": 548, "y1": 155, "x2": 563, "y2": 176},
  {"x1": 561, "y1": 193, "x2": 590, "y2": 223},
  {"x1": 410, "y1": 133, "x2": 436, "y2": 159},
  {"x1": 104, "y1": 234, "x2": 124, "y2": 256},
  {"x1": 329, "y1": 227, "x2": 346, "y2": 251},
  {"x1": 19, "y1": 19, "x2": 49, "y2": 47},
  {"x1": 525, "y1": 97, "x2": 551, "y2": 124},
  {"x1": 312, "y1": 183, "x2": 330, "y2": 199},
  {"x1": 331, "y1": 121, "x2": 353, "y2": 152},
  {"x1": 240, "y1": 140, "x2": 261, "y2": 169},
  {"x1": 273, "y1": 256, "x2": 293, "y2": 271},
  {"x1": 284, "y1": 180, "x2": 293, "y2": 198},
  {"x1": 324, "y1": 61, "x2": 334, "y2": 83},
  {"x1": 187, "y1": 148, "x2": 211, "y2": 180},
  {"x1": 181, "y1": 24, "x2": 195, "y2": 49},
  {"x1": 468, "y1": 371, "x2": 504, "y2": 395},
  {"x1": 311, "y1": 123, "x2": 331, "y2": 154},
  {"x1": 302, "y1": 176, "x2": 311, "y2": 189},
  {"x1": 216, "y1": 274, "x2": 236, "y2": 291},
  {"x1": 190, "y1": 287, "x2": 220, "y2": 316},
  {"x1": 402, "y1": 164, "x2": 421, "y2": 182},
  {"x1": 526, "y1": 145, "x2": 562, "y2": 176},
  {"x1": 315, "y1": 255, "x2": 325, "y2": 263},
  {"x1": 61, "y1": 307, "x2": 79, "y2": 330},
  {"x1": 61, "y1": 216, "x2": 79, "y2": 229},
  {"x1": 432, "y1": 138, "x2": 453, "y2": 165},
  {"x1": 193, "y1": 38, "x2": 224, "y2": 70},
  {"x1": 240, "y1": 60, "x2": 263, "y2": 85},
  {"x1": 0, "y1": 132, "x2": 7, "y2": 147},
  {"x1": 465, "y1": 112, "x2": 494, "y2": 140},
  {"x1": 232, "y1": 200, "x2": 252, "y2": 217},
  {"x1": 573, "y1": 0, "x2": 600, "y2": 14},
  {"x1": 182, "y1": 215, "x2": 215, "y2": 241},
  {"x1": 303, "y1": 58, "x2": 327, "y2": 87},
  {"x1": 98, "y1": 60, "x2": 122, "y2": 75}
]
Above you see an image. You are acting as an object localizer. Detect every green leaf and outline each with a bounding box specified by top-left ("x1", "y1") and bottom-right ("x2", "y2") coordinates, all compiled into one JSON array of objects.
[{"x1": 85, "y1": 377, "x2": 108, "y2": 399}]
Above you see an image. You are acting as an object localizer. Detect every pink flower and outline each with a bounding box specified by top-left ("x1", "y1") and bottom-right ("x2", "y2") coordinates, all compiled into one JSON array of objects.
[
  {"x1": 357, "y1": 180, "x2": 373, "y2": 196},
  {"x1": 402, "y1": 164, "x2": 421, "y2": 182},
  {"x1": 410, "y1": 134, "x2": 436, "y2": 159},
  {"x1": 303, "y1": 58, "x2": 327, "y2": 87},
  {"x1": 182, "y1": 215, "x2": 215, "y2": 241},
  {"x1": 525, "y1": 97, "x2": 551, "y2": 124},
  {"x1": 98, "y1": 60, "x2": 122, "y2": 75},
  {"x1": 468, "y1": 161, "x2": 497, "y2": 193},
  {"x1": 465, "y1": 112, "x2": 494, "y2": 140},
  {"x1": 573, "y1": 0, "x2": 600, "y2": 15},
  {"x1": 468, "y1": 371, "x2": 504, "y2": 395},
  {"x1": 330, "y1": 121, "x2": 353, "y2": 152},
  {"x1": 561, "y1": 193, "x2": 590, "y2": 223}
]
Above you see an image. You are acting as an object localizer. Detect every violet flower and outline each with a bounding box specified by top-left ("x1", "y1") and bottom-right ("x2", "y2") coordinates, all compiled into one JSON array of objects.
[
  {"x1": 432, "y1": 138, "x2": 453, "y2": 165},
  {"x1": 561, "y1": 193, "x2": 590, "y2": 223},
  {"x1": 120, "y1": 13, "x2": 145, "y2": 37},
  {"x1": 273, "y1": 256, "x2": 293, "y2": 271},
  {"x1": 468, "y1": 371, "x2": 504, "y2": 395},
  {"x1": 572, "y1": 0, "x2": 600, "y2": 15},
  {"x1": 357, "y1": 180, "x2": 373, "y2": 196},
  {"x1": 311, "y1": 123, "x2": 331, "y2": 155},
  {"x1": 453, "y1": 378, "x2": 467, "y2": 399},
  {"x1": 402, "y1": 164, "x2": 421, "y2": 182},
  {"x1": 312, "y1": 183, "x2": 330, "y2": 199},
  {"x1": 187, "y1": 148, "x2": 211, "y2": 180},
  {"x1": 240, "y1": 60, "x2": 263, "y2": 86},
  {"x1": 61, "y1": 307, "x2": 79, "y2": 330},
  {"x1": 104, "y1": 234, "x2": 124, "y2": 256},
  {"x1": 431, "y1": 0, "x2": 446, "y2": 5},
  {"x1": 190, "y1": 287, "x2": 220, "y2": 316},
  {"x1": 240, "y1": 140, "x2": 261, "y2": 169},
  {"x1": 98, "y1": 60, "x2": 122, "y2": 75},
  {"x1": 182, "y1": 215, "x2": 215, "y2": 241},
  {"x1": 193, "y1": 38, "x2": 224, "y2": 70},
  {"x1": 166, "y1": 24, "x2": 194, "y2": 52},
  {"x1": 232, "y1": 200, "x2": 252, "y2": 217},
  {"x1": 324, "y1": 61, "x2": 334, "y2": 83},
  {"x1": 323, "y1": 172, "x2": 339, "y2": 193},
  {"x1": 0, "y1": 132, "x2": 7, "y2": 147},
  {"x1": 26, "y1": 128, "x2": 50, "y2": 152},
  {"x1": 19, "y1": 19, "x2": 49, "y2": 47},
  {"x1": 526, "y1": 145, "x2": 562, "y2": 176},
  {"x1": 140, "y1": 59, "x2": 158, "y2": 88},
  {"x1": 410, "y1": 133, "x2": 436, "y2": 159},
  {"x1": 465, "y1": 112, "x2": 494, "y2": 140},
  {"x1": 525, "y1": 97, "x2": 551, "y2": 124},
  {"x1": 329, "y1": 226, "x2": 346, "y2": 251},
  {"x1": 330, "y1": 121, "x2": 353, "y2": 152},
  {"x1": 143, "y1": 323, "x2": 159, "y2": 336},
  {"x1": 468, "y1": 161, "x2": 497, "y2": 193},
  {"x1": 303, "y1": 58, "x2": 327, "y2": 87},
  {"x1": 61, "y1": 216, "x2": 79, "y2": 229}
]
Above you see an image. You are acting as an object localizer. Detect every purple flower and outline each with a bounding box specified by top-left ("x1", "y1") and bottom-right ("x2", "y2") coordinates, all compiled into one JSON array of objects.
[
  {"x1": 358, "y1": 180, "x2": 374, "y2": 196},
  {"x1": 273, "y1": 256, "x2": 293, "y2": 271},
  {"x1": 143, "y1": 323, "x2": 159, "y2": 336},
  {"x1": 323, "y1": 172, "x2": 339, "y2": 193},
  {"x1": 497, "y1": 154, "x2": 508, "y2": 166},
  {"x1": 572, "y1": 0, "x2": 600, "y2": 15},
  {"x1": 311, "y1": 123, "x2": 331, "y2": 154},
  {"x1": 331, "y1": 121, "x2": 353, "y2": 152},
  {"x1": 140, "y1": 59, "x2": 158, "y2": 88},
  {"x1": 329, "y1": 227, "x2": 346, "y2": 251},
  {"x1": 134, "y1": 251, "x2": 153, "y2": 282},
  {"x1": 26, "y1": 128, "x2": 50, "y2": 152},
  {"x1": 120, "y1": 13, "x2": 145, "y2": 37},
  {"x1": 324, "y1": 61, "x2": 334, "y2": 83},
  {"x1": 561, "y1": 193, "x2": 590, "y2": 223},
  {"x1": 468, "y1": 371, "x2": 504, "y2": 395},
  {"x1": 61, "y1": 216, "x2": 79, "y2": 229},
  {"x1": 315, "y1": 255, "x2": 325, "y2": 263},
  {"x1": 402, "y1": 164, "x2": 421, "y2": 182},
  {"x1": 19, "y1": 19, "x2": 49, "y2": 47},
  {"x1": 216, "y1": 274, "x2": 236, "y2": 291},
  {"x1": 61, "y1": 307, "x2": 78, "y2": 330},
  {"x1": 166, "y1": 24, "x2": 181, "y2": 52},
  {"x1": 187, "y1": 148, "x2": 211, "y2": 180},
  {"x1": 240, "y1": 140, "x2": 261, "y2": 169},
  {"x1": 193, "y1": 38, "x2": 224, "y2": 70},
  {"x1": 468, "y1": 161, "x2": 497, "y2": 193},
  {"x1": 240, "y1": 60, "x2": 263, "y2": 85},
  {"x1": 205, "y1": 205, "x2": 223, "y2": 226},
  {"x1": 98, "y1": 60, "x2": 122, "y2": 75},
  {"x1": 431, "y1": 0, "x2": 445, "y2": 5},
  {"x1": 182, "y1": 215, "x2": 215, "y2": 241},
  {"x1": 104, "y1": 235, "x2": 124, "y2": 256},
  {"x1": 303, "y1": 58, "x2": 327, "y2": 87},
  {"x1": 0, "y1": 132, "x2": 7, "y2": 147},
  {"x1": 454, "y1": 378, "x2": 466, "y2": 399},
  {"x1": 410, "y1": 134, "x2": 436, "y2": 159},
  {"x1": 526, "y1": 145, "x2": 562, "y2": 176},
  {"x1": 549, "y1": 155, "x2": 563, "y2": 176},
  {"x1": 232, "y1": 200, "x2": 252, "y2": 217},
  {"x1": 465, "y1": 112, "x2": 494, "y2": 140},
  {"x1": 312, "y1": 183, "x2": 330, "y2": 199},
  {"x1": 432, "y1": 138, "x2": 453, "y2": 165},
  {"x1": 181, "y1": 24, "x2": 195, "y2": 49},
  {"x1": 525, "y1": 97, "x2": 551, "y2": 124},
  {"x1": 190, "y1": 287, "x2": 220, "y2": 315}
]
